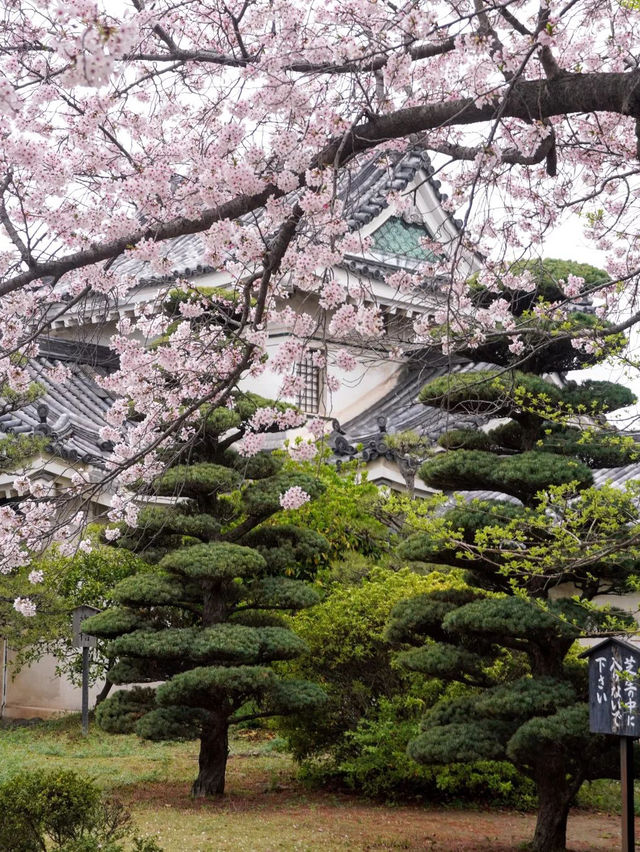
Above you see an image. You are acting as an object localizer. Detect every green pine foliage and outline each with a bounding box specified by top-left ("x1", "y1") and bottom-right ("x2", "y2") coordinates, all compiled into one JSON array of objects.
[
  {"x1": 458, "y1": 312, "x2": 627, "y2": 373},
  {"x1": 89, "y1": 400, "x2": 329, "y2": 798},
  {"x1": 391, "y1": 261, "x2": 640, "y2": 852},
  {"x1": 0, "y1": 433, "x2": 48, "y2": 467},
  {"x1": 437, "y1": 429, "x2": 492, "y2": 451},
  {"x1": 419, "y1": 449, "x2": 593, "y2": 505},
  {"x1": 470, "y1": 258, "x2": 609, "y2": 315},
  {"x1": 536, "y1": 427, "x2": 639, "y2": 467},
  {"x1": 419, "y1": 369, "x2": 562, "y2": 413},
  {"x1": 460, "y1": 260, "x2": 626, "y2": 371}
]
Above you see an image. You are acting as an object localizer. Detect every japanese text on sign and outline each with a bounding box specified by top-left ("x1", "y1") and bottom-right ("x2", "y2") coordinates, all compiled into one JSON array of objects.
[{"x1": 587, "y1": 640, "x2": 640, "y2": 737}]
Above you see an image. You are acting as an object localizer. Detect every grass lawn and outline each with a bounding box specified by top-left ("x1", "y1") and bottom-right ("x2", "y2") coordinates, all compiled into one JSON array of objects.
[{"x1": 0, "y1": 715, "x2": 633, "y2": 851}]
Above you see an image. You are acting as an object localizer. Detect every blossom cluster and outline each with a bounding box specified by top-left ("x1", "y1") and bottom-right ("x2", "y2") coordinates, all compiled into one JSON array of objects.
[
  {"x1": 279, "y1": 486, "x2": 311, "y2": 510},
  {"x1": 288, "y1": 439, "x2": 318, "y2": 462},
  {"x1": 0, "y1": 0, "x2": 639, "y2": 616},
  {"x1": 13, "y1": 598, "x2": 37, "y2": 617}
]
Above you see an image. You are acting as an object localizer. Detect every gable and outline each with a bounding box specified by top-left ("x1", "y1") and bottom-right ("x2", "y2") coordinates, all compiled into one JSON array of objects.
[{"x1": 370, "y1": 215, "x2": 437, "y2": 262}]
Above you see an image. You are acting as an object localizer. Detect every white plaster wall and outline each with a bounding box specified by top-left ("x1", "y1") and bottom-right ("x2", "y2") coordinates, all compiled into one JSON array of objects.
[
  {"x1": 1, "y1": 647, "x2": 100, "y2": 720},
  {"x1": 324, "y1": 356, "x2": 402, "y2": 423},
  {"x1": 240, "y1": 338, "x2": 403, "y2": 425}
]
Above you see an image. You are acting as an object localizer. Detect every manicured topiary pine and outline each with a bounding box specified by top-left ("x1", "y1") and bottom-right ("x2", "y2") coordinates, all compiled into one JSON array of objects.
[
  {"x1": 388, "y1": 263, "x2": 640, "y2": 852},
  {"x1": 84, "y1": 394, "x2": 328, "y2": 798}
]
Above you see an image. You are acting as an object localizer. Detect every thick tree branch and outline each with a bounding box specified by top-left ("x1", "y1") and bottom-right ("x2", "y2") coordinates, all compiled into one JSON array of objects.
[
  {"x1": 539, "y1": 45, "x2": 564, "y2": 80},
  {"x1": 131, "y1": 49, "x2": 248, "y2": 68}
]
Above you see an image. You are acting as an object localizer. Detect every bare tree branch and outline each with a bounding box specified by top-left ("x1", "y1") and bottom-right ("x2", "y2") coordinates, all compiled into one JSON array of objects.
[{"x1": 428, "y1": 131, "x2": 556, "y2": 167}]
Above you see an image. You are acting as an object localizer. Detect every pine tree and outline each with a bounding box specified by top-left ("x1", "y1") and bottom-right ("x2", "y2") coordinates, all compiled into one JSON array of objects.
[
  {"x1": 387, "y1": 263, "x2": 640, "y2": 852},
  {"x1": 83, "y1": 393, "x2": 328, "y2": 798}
]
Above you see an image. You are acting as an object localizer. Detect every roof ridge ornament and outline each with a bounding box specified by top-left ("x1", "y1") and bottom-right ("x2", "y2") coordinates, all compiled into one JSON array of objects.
[{"x1": 34, "y1": 403, "x2": 53, "y2": 436}]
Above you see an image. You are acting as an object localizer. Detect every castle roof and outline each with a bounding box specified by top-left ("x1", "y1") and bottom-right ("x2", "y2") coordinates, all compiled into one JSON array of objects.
[
  {"x1": 110, "y1": 147, "x2": 449, "y2": 286},
  {"x1": 0, "y1": 339, "x2": 118, "y2": 468}
]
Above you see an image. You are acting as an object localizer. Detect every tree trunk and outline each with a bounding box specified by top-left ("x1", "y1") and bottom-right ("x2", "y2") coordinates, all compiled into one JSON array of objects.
[
  {"x1": 191, "y1": 716, "x2": 229, "y2": 797},
  {"x1": 202, "y1": 579, "x2": 225, "y2": 626},
  {"x1": 94, "y1": 669, "x2": 114, "y2": 708},
  {"x1": 531, "y1": 772, "x2": 574, "y2": 852}
]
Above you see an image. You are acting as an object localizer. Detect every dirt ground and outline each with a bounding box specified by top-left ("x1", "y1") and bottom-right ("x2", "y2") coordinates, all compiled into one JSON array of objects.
[{"x1": 125, "y1": 780, "x2": 627, "y2": 851}]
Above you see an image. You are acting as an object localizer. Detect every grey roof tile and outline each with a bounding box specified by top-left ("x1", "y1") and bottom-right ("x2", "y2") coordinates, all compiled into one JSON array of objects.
[
  {"x1": 342, "y1": 356, "x2": 495, "y2": 443},
  {"x1": 592, "y1": 464, "x2": 640, "y2": 489},
  {"x1": 0, "y1": 339, "x2": 117, "y2": 467},
  {"x1": 339, "y1": 254, "x2": 441, "y2": 284}
]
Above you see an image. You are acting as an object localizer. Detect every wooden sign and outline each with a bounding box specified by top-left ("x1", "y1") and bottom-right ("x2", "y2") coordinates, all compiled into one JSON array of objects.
[
  {"x1": 581, "y1": 637, "x2": 640, "y2": 852},
  {"x1": 581, "y1": 637, "x2": 640, "y2": 737},
  {"x1": 72, "y1": 604, "x2": 100, "y2": 649}
]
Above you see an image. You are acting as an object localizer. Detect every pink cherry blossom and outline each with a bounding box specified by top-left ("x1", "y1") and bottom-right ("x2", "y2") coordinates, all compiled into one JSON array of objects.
[
  {"x1": 279, "y1": 486, "x2": 311, "y2": 510},
  {"x1": 288, "y1": 439, "x2": 318, "y2": 462},
  {"x1": 13, "y1": 598, "x2": 37, "y2": 617},
  {"x1": 0, "y1": 0, "x2": 638, "y2": 613},
  {"x1": 236, "y1": 432, "x2": 266, "y2": 457}
]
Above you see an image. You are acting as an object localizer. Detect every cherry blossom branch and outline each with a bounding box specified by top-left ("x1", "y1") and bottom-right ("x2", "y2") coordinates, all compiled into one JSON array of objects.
[
  {"x1": 127, "y1": 37, "x2": 458, "y2": 73},
  {"x1": 475, "y1": 0, "x2": 512, "y2": 81},
  {"x1": 498, "y1": 6, "x2": 531, "y2": 36},
  {"x1": 123, "y1": 0, "x2": 542, "y2": 75},
  {"x1": 3, "y1": 70, "x2": 640, "y2": 298},
  {"x1": 0, "y1": 171, "x2": 33, "y2": 269},
  {"x1": 88, "y1": 210, "x2": 305, "y2": 495},
  {"x1": 428, "y1": 132, "x2": 556, "y2": 168}
]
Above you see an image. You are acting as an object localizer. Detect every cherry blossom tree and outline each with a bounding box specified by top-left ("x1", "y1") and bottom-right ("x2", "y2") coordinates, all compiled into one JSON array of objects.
[{"x1": 1, "y1": 0, "x2": 640, "y2": 585}]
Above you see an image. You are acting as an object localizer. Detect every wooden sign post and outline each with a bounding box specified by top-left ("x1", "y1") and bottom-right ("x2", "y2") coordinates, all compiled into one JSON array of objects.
[
  {"x1": 71, "y1": 605, "x2": 100, "y2": 736},
  {"x1": 581, "y1": 637, "x2": 640, "y2": 852}
]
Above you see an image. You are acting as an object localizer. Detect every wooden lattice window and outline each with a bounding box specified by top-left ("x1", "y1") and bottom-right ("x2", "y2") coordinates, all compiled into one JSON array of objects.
[{"x1": 296, "y1": 352, "x2": 322, "y2": 414}]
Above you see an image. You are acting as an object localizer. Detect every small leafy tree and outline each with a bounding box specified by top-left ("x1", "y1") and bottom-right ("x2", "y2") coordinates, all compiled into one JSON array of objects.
[
  {"x1": 279, "y1": 565, "x2": 445, "y2": 765},
  {"x1": 85, "y1": 396, "x2": 328, "y2": 797},
  {"x1": 280, "y1": 558, "x2": 535, "y2": 804},
  {"x1": 0, "y1": 769, "x2": 161, "y2": 852},
  {"x1": 1, "y1": 540, "x2": 147, "y2": 706},
  {"x1": 268, "y1": 454, "x2": 389, "y2": 562}
]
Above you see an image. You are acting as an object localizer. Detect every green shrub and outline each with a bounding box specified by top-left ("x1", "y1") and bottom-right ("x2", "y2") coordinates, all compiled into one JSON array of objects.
[
  {"x1": 0, "y1": 770, "x2": 162, "y2": 852},
  {"x1": 299, "y1": 693, "x2": 536, "y2": 807},
  {"x1": 0, "y1": 769, "x2": 100, "y2": 851},
  {"x1": 433, "y1": 761, "x2": 536, "y2": 809},
  {"x1": 278, "y1": 566, "x2": 452, "y2": 762},
  {"x1": 334, "y1": 695, "x2": 438, "y2": 799}
]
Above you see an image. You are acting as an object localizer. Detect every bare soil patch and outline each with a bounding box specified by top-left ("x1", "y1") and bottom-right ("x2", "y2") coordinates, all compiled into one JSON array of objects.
[{"x1": 121, "y1": 756, "x2": 627, "y2": 851}]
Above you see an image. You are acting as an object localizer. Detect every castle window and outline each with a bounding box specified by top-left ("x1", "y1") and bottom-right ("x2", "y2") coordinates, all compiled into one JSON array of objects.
[{"x1": 296, "y1": 352, "x2": 322, "y2": 414}]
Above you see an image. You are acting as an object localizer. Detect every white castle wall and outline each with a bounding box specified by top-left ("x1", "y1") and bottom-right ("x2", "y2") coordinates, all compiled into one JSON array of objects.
[{"x1": 0, "y1": 643, "x2": 100, "y2": 720}]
